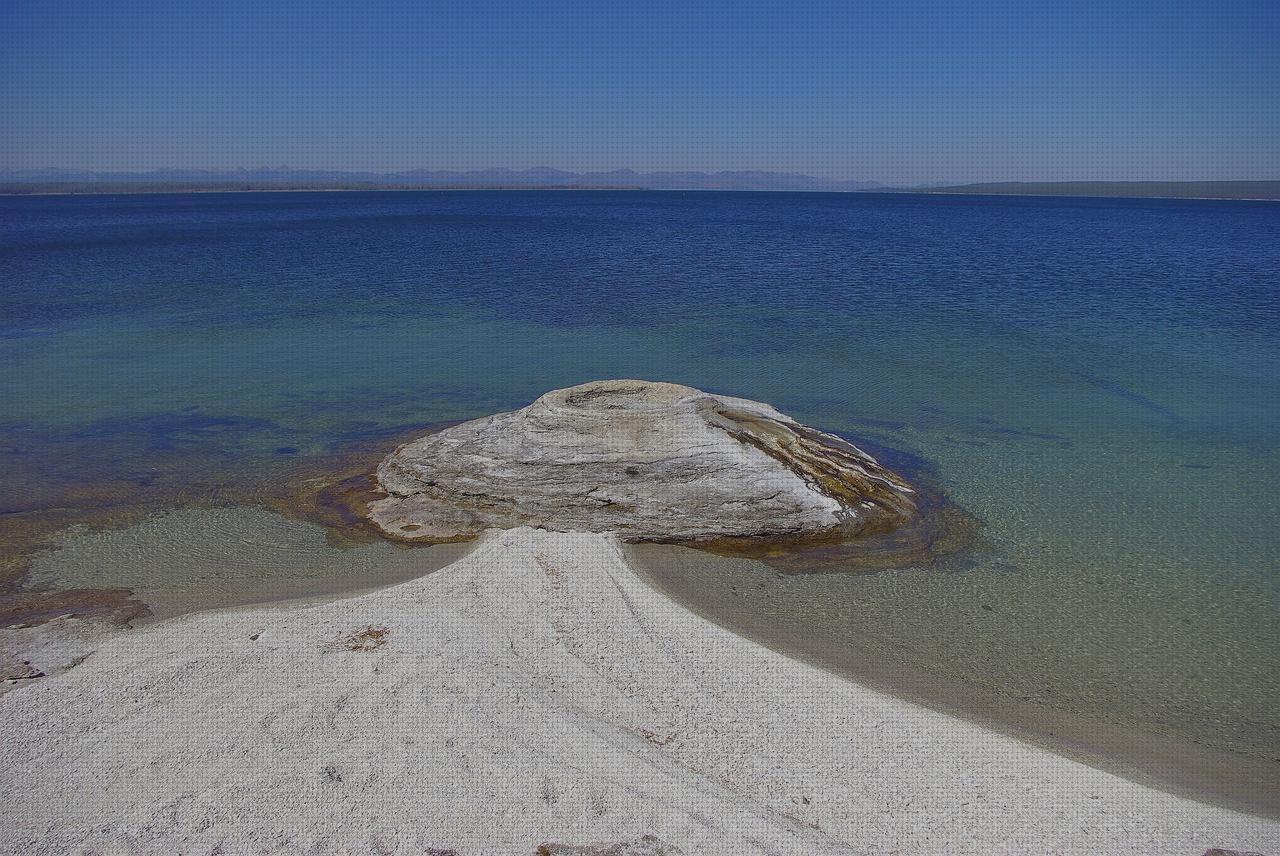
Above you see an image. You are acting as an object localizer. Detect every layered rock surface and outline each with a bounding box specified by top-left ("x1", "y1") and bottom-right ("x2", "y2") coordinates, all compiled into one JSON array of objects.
[{"x1": 369, "y1": 380, "x2": 918, "y2": 542}]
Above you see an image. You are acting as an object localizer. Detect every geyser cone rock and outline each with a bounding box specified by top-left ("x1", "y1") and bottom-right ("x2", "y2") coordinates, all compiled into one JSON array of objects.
[{"x1": 369, "y1": 380, "x2": 918, "y2": 543}]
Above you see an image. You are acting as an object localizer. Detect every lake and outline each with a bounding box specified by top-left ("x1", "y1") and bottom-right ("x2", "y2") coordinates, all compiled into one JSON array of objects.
[{"x1": 2, "y1": 190, "x2": 1278, "y2": 804}]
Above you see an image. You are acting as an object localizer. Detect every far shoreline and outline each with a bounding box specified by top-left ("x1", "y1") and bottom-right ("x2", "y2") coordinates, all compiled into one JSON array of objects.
[{"x1": 3, "y1": 185, "x2": 1279, "y2": 202}]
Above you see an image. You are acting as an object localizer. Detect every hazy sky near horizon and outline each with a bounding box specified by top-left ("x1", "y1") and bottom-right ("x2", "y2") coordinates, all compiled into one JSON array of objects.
[{"x1": 3, "y1": 0, "x2": 1278, "y2": 183}]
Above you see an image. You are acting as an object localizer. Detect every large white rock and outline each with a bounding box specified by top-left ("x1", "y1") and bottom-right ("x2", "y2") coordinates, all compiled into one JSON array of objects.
[{"x1": 369, "y1": 380, "x2": 918, "y2": 542}]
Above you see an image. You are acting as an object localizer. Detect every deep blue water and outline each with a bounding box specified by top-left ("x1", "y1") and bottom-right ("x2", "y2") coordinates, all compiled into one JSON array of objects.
[{"x1": 2, "y1": 190, "x2": 1278, "y2": 757}]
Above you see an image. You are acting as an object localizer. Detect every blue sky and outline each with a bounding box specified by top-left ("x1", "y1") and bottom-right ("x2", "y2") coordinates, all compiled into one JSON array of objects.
[{"x1": 3, "y1": 0, "x2": 1277, "y2": 182}]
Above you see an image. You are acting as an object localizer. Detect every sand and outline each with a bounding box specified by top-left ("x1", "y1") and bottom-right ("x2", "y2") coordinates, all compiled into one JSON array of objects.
[{"x1": 1, "y1": 527, "x2": 1277, "y2": 855}]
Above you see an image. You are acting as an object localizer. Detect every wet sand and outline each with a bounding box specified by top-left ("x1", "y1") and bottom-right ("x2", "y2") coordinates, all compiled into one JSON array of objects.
[
  {"x1": 11, "y1": 489, "x2": 1278, "y2": 822},
  {"x1": 22, "y1": 506, "x2": 473, "y2": 624},
  {"x1": 3, "y1": 528, "x2": 1277, "y2": 855},
  {"x1": 629, "y1": 542, "x2": 1280, "y2": 820},
  {"x1": 4, "y1": 414, "x2": 1276, "y2": 828}
]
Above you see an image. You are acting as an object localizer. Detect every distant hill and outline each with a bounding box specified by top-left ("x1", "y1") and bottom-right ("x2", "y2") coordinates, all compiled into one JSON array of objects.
[
  {"x1": 920, "y1": 181, "x2": 1280, "y2": 200},
  {"x1": 6, "y1": 171, "x2": 1276, "y2": 199},
  {"x1": 0, "y1": 167, "x2": 883, "y2": 195}
]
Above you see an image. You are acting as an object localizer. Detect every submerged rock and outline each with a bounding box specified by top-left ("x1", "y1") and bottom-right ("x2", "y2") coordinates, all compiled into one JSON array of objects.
[{"x1": 368, "y1": 380, "x2": 918, "y2": 542}]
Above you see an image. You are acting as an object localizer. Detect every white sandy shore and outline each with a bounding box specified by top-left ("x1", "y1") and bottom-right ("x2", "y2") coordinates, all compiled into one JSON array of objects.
[{"x1": 1, "y1": 528, "x2": 1276, "y2": 855}]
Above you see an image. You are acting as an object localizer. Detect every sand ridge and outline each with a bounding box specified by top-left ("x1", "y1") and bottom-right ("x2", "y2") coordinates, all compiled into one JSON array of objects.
[{"x1": 1, "y1": 527, "x2": 1277, "y2": 855}]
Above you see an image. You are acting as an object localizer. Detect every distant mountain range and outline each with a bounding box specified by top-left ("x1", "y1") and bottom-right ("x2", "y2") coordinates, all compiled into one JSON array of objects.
[
  {"x1": 1, "y1": 170, "x2": 1277, "y2": 199},
  {"x1": 919, "y1": 180, "x2": 1280, "y2": 200},
  {"x1": 0, "y1": 167, "x2": 883, "y2": 193}
]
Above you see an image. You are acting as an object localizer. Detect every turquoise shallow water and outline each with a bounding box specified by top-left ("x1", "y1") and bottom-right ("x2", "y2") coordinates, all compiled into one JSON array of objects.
[{"x1": 1, "y1": 190, "x2": 1278, "y2": 768}]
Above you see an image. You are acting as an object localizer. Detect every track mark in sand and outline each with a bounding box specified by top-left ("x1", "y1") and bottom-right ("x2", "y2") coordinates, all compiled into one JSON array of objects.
[
  {"x1": 535, "y1": 552, "x2": 575, "y2": 647},
  {"x1": 638, "y1": 727, "x2": 676, "y2": 747}
]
